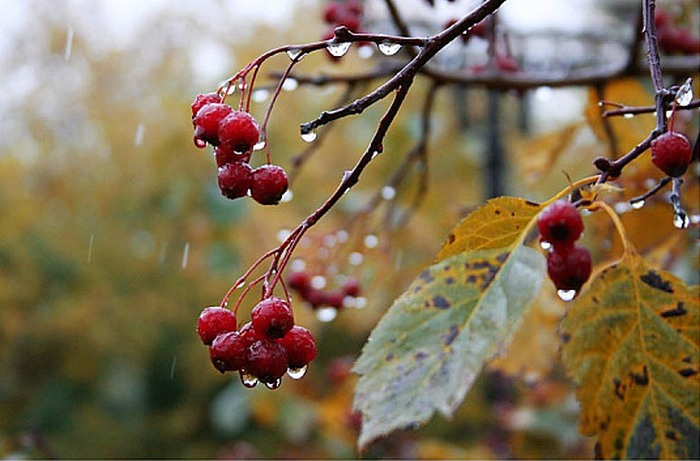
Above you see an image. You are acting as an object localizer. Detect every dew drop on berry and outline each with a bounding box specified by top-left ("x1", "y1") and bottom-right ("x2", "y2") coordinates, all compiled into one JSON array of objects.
[
  {"x1": 253, "y1": 139, "x2": 266, "y2": 151},
  {"x1": 673, "y1": 211, "x2": 690, "y2": 229},
  {"x1": 252, "y1": 88, "x2": 270, "y2": 102},
  {"x1": 280, "y1": 190, "x2": 293, "y2": 203},
  {"x1": 327, "y1": 41, "x2": 352, "y2": 57},
  {"x1": 240, "y1": 371, "x2": 259, "y2": 388},
  {"x1": 557, "y1": 289, "x2": 577, "y2": 302},
  {"x1": 286, "y1": 48, "x2": 303, "y2": 60},
  {"x1": 539, "y1": 240, "x2": 552, "y2": 251},
  {"x1": 378, "y1": 41, "x2": 402, "y2": 56},
  {"x1": 675, "y1": 78, "x2": 693, "y2": 106},
  {"x1": 316, "y1": 307, "x2": 338, "y2": 322},
  {"x1": 282, "y1": 78, "x2": 299, "y2": 92},
  {"x1": 630, "y1": 198, "x2": 645, "y2": 209},
  {"x1": 193, "y1": 136, "x2": 207, "y2": 148},
  {"x1": 264, "y1": 378, "x2": 283, "y2": 390},
  {"x1": 301, "y1": 131, "x2": 317, "y2": 143},
  {"x1": 287, "y1": 365, "x2": 308, "y2": 380}
]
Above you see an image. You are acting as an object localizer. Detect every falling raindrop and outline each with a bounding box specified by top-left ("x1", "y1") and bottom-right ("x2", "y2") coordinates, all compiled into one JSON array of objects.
[
  {"x1": 87, "y1": 233, "x2": 95, "y2": 263},
  {"x1": 301, "y1": 130, "x2": 317, "y2": 143},
  {"x1": 286, "y1": 48, "x2": 303, "y2": 60},
  {"x1": 264, "y1": 378, "x2": 282, "y2": 390},
  {"x1": 381, "y1": 186, "x2": 396, "y2": 200},
  {"x1": 630, "y1": 198, "x2": 645, "y2": 209},
  {"x1": 311, "y1": 275, "x2": 327, "y2": 290},
  {"x1": 287, "y1": 365, "x2": 308, "y2": 380},
  {"x1": 181, "y1": 242, "x2": 190, "y2": 270},
  {"x1": 378, "y1": 41, "x2": 402, "y2": 56},
  {"x1": 673, "y1": 212, "x2": 690, "y2": 229},
  {"x1": 240, "y1": 372, "x2": 259, "y2": 388},
  {"x1": 252, "y1": 88, "x2": 270, "y2": 103},
  {"x1": 316, "y1": 307, "x2": 338, "y2": 322},
  {"x1": 134, "y1": 123, "x2": 145, "y2": 146},
  {"x1": 327, "y1": 41, "x2": 352, "y2": 57},
  {"x1": 675, "y1": 78, "x2": 693, "y2": 106},
  {"x1": 364, "y1": 234, "x2": 379, "y2": 248},
  {"x1": 557, "y1": 289, "x2": 577, "y2": 302},
  {"x1": 169, "y1": 355, "x2": 177, "y2": 380},
  {"x1": 539, "y1": 240, "x2": 552, "y2": 251},
  {"x1": 282, "y1": 78, "x2": 299, "y2": 91},
  {"x1": 64, "y1": 27, "x2": 74, "y2": 62}
]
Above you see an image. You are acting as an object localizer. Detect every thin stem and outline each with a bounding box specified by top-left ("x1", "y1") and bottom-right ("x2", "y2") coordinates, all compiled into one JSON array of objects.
[{"x1": 595, "y1": 200, "x2": 632, "y2": 255}]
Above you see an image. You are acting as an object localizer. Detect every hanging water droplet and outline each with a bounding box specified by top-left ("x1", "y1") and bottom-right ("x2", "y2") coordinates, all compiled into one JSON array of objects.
[
  {"x1": 252, "y1": 88, "x2": 270, "y2": 102},
  {"x1": 282, "y1": 78, "x2": 298, "y2": 92},
  {"x1": 301, "y1": 130, "x2": 317, "y2": 143},
  {"x1": 378, "y1": 41, "x2": 402, "y2": 56},
  {"x1": 287, "y1": 365, "x2": 308, "y2": 380},
  {"x1": 630, "y1": 198, "x2": 645, "y2": 209},
  {"x1": 280, "y1": 190, "x2": 293, "y2": 203},
  {"x1": 540, "y1": 240, "x2": 552, "y2": 251},
  {"x1": 364, "y1": 234, "x2": 379, "y2": 249},
  {"x1": 240, "y1": 372, "x2": 259, "y2": 388},
  {"x1": 226, "y1": 82, "x2": 237, "y2": 95},
  {"x1": 623, "y1": 113, "x2": 635, "y2": 119},
  {"x1": 371, "y1": 150, "x2": 381, "y2": 160},
  {"x1": 286, "y1": 48, "x2": 303, "y2": 60},
  {"x1": 675, "y1": 78, "x2": 693, "y2": 106},
  {"x1": 253, "y1": 139, "x2": 266, "y2": 151},
  {"x1": 264, "y1": 378, "x2": 282, "y2": 390},
  {"x1": 316, "y1": 307, "x2": 338, "y2": 322},
  {"x1": 673, "y1": 211, "x2": 690, "y2": 229},
  {"x1": 342, "y1": 170, "x2": 352, "y2": 181},
  {"x1": 557, "y1": 289, "x2": 577, "y2": 302},
  {"x1": 381, "y1": 186, "x2": 396, "y2": 201},
  {"x1": 327, "y1": 41, "x2": 352, "y2": 57},
  {"x1": 665, "y1": 110, "x2": 673, "y2": 119}
]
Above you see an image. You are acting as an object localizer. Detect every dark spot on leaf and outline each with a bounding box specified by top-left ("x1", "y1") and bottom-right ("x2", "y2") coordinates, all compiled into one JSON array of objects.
[
  {"x1": 682, "y1": 356, "x2": 692, "y2": 363},
  {"x1": 447, "y1": 233, "x2": 455, "y2": 244},
  {"x1": 414, "y1": 351, "x2": 427, "y2": 360},
  {"x1": 561, "y1": 332, "x2": 571, "y2": 343},
  {"x1": 494, "y1": 208, "x2": 501, "y2": 215},
  {"x1": 613, "y1": 378, "x2": 625, "y2": 400},
  {"x1": 592, "y1": 296, "x2": 600, "y2": 304},
  {"x1": 472, "y1": 260, "x2": 492, "y2": 269},
  {"x1": 599, "y1": 416, "x2": 610, "y2": 431},
  {"x1": 385, "y1": 353, "x2": 394, "y2": 361},
  {"x1": 445, "y1": 277, "x2": 455, "y2": 284},
  {"x1": 496, "y1": 252, "x2": 508, "y2": 264},
  {"x1": 480, "y1": 266, "x2": 500, "y2": 290},
  {"x1": 443, "y1": 325, "x2": 459, "y2": 346},
  {"x1": 525, "y1": 200, "x2": 540, "y2": 207},
  {"x1": 661, "y1": 302, "x2": 687, "y2": 318},
  {"x1": 678, "y1": 368, "x2": 698, "y2": 377},
  {"x1": 419, "y1": 270, "x2": 434, "y2": 284},
  {"x1": 510, "y1": 211, "x2": 515, "y2": 217},
  {"x1": 665, "y1": 431, "x2": 679, "y2": 441},
  {"x1": 432, "y1": 295, "x2": 450, "y2": 309},
  {"x1": 630, "y1": 366, "x2": 649, "y2": 385},
  {"x1": 467, "y1": 275, "x2": 477, "y2": 284},
  {"x1": 640, "y1": 270, "x2": 674, "y2": 293}
]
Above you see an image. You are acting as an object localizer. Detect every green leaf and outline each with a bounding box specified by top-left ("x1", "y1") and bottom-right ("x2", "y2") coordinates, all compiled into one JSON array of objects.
[
  {"x1": 561, "y1": 247, "x2": 699, "y2": 459},
  {"x1": 352, "y1": 244, "x2": 546, "y2": 449}
]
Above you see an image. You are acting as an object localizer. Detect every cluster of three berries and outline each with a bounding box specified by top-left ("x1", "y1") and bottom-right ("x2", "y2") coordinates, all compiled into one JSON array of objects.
[
  {"x1": 197, "y1": 298, "x2": 316, "y2": 388},
  {"x1": 191, "y1": 93, "x2": 289, "y2": 205}
]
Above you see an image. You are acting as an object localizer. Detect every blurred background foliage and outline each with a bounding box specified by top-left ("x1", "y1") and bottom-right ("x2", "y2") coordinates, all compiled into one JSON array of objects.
[{"x1": 0, "y1": 0, "x2": 697, "y2": 458}]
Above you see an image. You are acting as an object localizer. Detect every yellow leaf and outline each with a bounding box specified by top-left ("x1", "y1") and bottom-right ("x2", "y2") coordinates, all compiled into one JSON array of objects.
[
  {"x1": 437, "y1": 197, "x2": 542, "y2": 261},
  {"x1": 513, "y1": 122, "x2": 584, "y2": 182},
  {"x1": 561, "y1": 247, "x2": 699, "y2": 459}
]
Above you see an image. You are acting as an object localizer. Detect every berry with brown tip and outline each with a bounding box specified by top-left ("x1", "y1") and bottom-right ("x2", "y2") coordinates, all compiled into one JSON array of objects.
[
  {"x1": 197, "y1": 306, "x2": 238, "y2": 345},
  {"x1": 650, "y1": 131, "x2": 692, "y2": 177},
  {"x1": 251, "y1": 164, "x2": 288, "y2": 205}
]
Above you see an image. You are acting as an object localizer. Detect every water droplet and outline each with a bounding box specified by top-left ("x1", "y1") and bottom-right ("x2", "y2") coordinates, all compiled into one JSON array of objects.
[
  {"x1": 348, "y1": 252, "x2": 364, "y2": 265},
  {"x1": 378, "y1": 41, "x2": 402, "y2": 56},
  {"x1": 316, "y1": 307, "x2": 338, "y2": 322},
  {"x1": 311, "y1": 275, "x2": 327, "y2": 290},
  {"x1": 134, "y1": 123, "x2": 145, "y2": 146},
  {"x1": 301, "y1": 130, "x2": 317, "y2": 143},
  {"x1": 381, "y1": 186, "x2": 396, "y2": 200},
  {"x1": 342, "y1": 170, "x2": 352, "y2": 181},
  {"x1": 623, "y1": 113, "x2": 635, "y2": 119},
  {"x1": 630, "y1": 198, "x2": 645, "y2": 209},
  {"x1": 234, "y1": 279, "x2": 246, "y2": 290},
  {"x1": 364, "y1": 234, "x2": 379, "y2": 249},
  {"x1": 286, "y1": 48, "x2": 303, "y2": 60},
  {"x1": 281, "y1": 190, "x2": 293, "y2": 203},
  {"x1": 282, "y1": 78, "x2": 298, "y2": 92},
  {"x1": 557, "y1": 289, "x2": 577, "y2": 302},
  {"x1": 240, "y1": 372, "x2": 259, "y2": 388},
  {"x1": 193, "y1": 136, "x2": 206, "y2": 148},
  {"x1": 252, "y1": 88, "x2": 270, "y2": 102},
  {"x1": 371, "y1": 150, "x2": 381, "y2": 160},
  {"x1": 181, "y1": 242, "x2": 190, "y2": 270},
  {"x1": 675, "y1": 78, "x2": 693, "y2": 106},
  {"x1": 64, "y1": 27, "x2": 74, "y2": 62},
  {"x1": 226, "y1": 82, "x2": 237, "y2": 95},
  {"x1": 665, "y1": 109, "x2": 673, "y2": 119},
  {"x1": 327, "y1": 41, "x2": 352, "y2": 57},
  {"x1": 673, "y1": 211, "x2": 690, "y2": 229},
  {"x1": 287, "y1": 365, "x2": 308, "y2": 380},
  {"x1": 238, "y1": 81, "x2": 247, "y2": 92},
  {"x1": 539, "y1": 240, "x2": 552, "y2": 251},
  {"x1": 254, "y1": 139, "x2": 266, "y2": 151},
  {"x1": 264, "y1": 378, "x2": 282, "y2": 390}
]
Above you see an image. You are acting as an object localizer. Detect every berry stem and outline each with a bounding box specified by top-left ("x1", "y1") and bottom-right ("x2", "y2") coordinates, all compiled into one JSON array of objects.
[
  {"x1": 544, "y1": 175, "x2": 601, "y2": 206},
  {"x1": 592, "y1": 200, "x2": 632, "y2": 254}
]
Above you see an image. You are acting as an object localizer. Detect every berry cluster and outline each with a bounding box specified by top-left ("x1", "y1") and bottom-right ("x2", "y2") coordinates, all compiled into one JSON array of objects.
[
  {"x1": 197, "y1": 299, "x2": 317, "y2": 389},
  {"x1": 655, "y1": 10, "x2": 700, "y2": 56},
  {"x1": 537, "y1": 200, "x2": 592, "y2": 297},
  {"x1": 191, "y1": 93, "x2": 289, "y2": 205},
  {"x1": 288, "y1": 269, "x2": 362, "y2": 319},
  {"x1": 650, "y1": 129, "x2": 692, "y2": 178}
]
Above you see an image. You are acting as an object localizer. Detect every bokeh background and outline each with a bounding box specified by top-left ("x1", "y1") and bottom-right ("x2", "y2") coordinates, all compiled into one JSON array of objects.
[{"x1": 1, "y1": 0, "x2": 697, "y2": 458}]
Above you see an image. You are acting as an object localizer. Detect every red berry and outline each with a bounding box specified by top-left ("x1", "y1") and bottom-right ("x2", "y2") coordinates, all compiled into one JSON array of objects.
[
  {"x1": 279, "y1": 326, "x2": 317, "y2": 369},
  {"x1": 191, "y1": 92, "x2": 222, "y2": 119},
  {"x1": 215, "y1": 145, "x2": 251, "y2": 168},
  {"x1": 537, "y1": 200, "x2": 584, "y2": 247},
  {"x1": 218, "y1": 161, "x2": 254, "y2": 200},
  {"x1": 288, "y1": 270, "x2": 312, "y2": 294},
  {"x1": 496, "y1": 54, "x2": 519, "y2": 73},
  {"x1": 547, "y1": 244, "x2": 592, "y2": 292},
  {"x1": 323, "y1": 2, "x2": 343, "y2": 23},
  {"x1": 209, "y1": 331, "x2": 249, "y2": 373},
  {"x1": 651, "y1": 131, "x2": 692, "y2": 177},
  {"x1": 218, "y1": 111, "x2": 260, "y2": 154},
  {"x1": 251, "y1": 297, "x2": 295, "y2": 339},
  {"x1": 251, "y1": 164, "x2": 288, "y2": 205},
  {"x1": 342, "y1": 277, "x2": 361, "y2": 297},
  {"x1": 197, "y1": 306, "x2": 237, "y2": 345},
  {"x1": 246, "y1": 339, "x2": 289, "y2": 383},
  {"x1": 239, "y1": 321, "x2": 265, "y2": 345},
  {"x1": 324, "y1": 289, "x2": 346, "y2": 309},
  {"x1": 467, "y1": 20, "x2": 489, "y2": 39},
  {"x1": 193, "y1": 103, "x2": 233, "y2": 146}
]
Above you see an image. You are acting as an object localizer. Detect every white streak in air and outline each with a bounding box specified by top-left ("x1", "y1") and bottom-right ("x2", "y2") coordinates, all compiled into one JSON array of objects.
[
  {"x1": 64, "y1": 27, "x2": 74, "y2": 62},
  {"x1": 87, "y1": 233, "x2": 94, "y2": 263},
  {"x1": 181, "y1": 242, "x2": 190, "y2": 269}
]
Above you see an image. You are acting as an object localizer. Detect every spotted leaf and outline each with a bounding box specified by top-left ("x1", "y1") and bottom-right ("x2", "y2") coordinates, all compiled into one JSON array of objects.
[{"x1": 561, "y1": 247, "x2": 699, "y2": 459}]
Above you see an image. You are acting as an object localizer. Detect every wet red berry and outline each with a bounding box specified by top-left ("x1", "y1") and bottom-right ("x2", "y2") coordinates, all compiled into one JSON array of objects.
[
  {"x1": 651, "y1": 131, "x2": 692, "y2": 177},
  {"x1": 279, "y1": 326, "x2": 317, "y2": 370},
  {"x1": 246, "y1": 339, "x2": 289, "y2": 384},
  {"x1": 251, "y1": 297, "x2": 295, "y2": 339},
  {"x1": 191, "y1": 92, "x2": 223, "y2": 119},
  {"x1": 288, "y1": 270, "x2": 312, "y2": 294},
  {"x1": 209, "y1": 331, "x2": 249, "y2": 373},
  {"x1": 546, "y1": 244, "x2": 592, "y2": 292},
  {"x1": 193, "y1": 103, "x2": 233, "y2": 146},
  {"x1": 218, "y1": 161, "x2": 254, "y2": 200},
  {"x1": 197, "y1": 306, "x2": 237, "y2": 345},
  {"x1": 218, "y1": 111, "x2": 260, "y2": 154},
  {"x1": 251, "y1": 164, "x2": 288, "y2": 205},
  {"x1": 215, "y1": 145, "x2": 251, "y2": 168},
  {"x1": 342, "y1": 277, "x2": 361, "y2": 297},
  {"x1": 537, "y1": 200, "x2": 584, "y2": 248}
]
